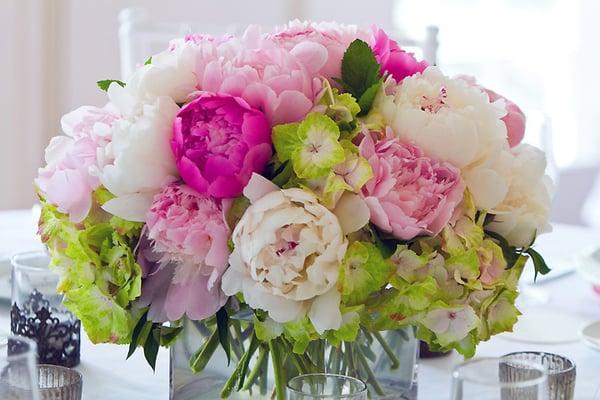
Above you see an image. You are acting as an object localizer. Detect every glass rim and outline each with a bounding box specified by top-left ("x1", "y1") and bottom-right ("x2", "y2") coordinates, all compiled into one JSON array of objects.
[
  {"x1": 37, "y1": 364, "x2": 83, "y2": 389},
  {"x1": 452, "y1": 356, "x2": 548, "y2": 389},
  {"x1": 0, "y1": 334, "x2": 37, "y2": 363},
  {"x1": 286, "y1": 373, "x2": 367, "y2": 398},
  {"x1": 11, "y1": 250, "x2": 51, "y2": 273},
  {"x1": 503, "y1": 351, "x2": 576, "y2": 375}
]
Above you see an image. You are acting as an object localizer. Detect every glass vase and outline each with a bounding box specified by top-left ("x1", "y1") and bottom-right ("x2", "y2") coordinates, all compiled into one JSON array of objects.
[{"x1": 170, "y1": 318, "x2": 418, "y2": 400}]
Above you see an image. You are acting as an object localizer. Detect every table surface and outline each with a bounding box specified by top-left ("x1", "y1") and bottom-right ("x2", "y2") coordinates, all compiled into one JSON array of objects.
[{"x1": 2, "y1": 209, "x2": 600, "y2": 399}]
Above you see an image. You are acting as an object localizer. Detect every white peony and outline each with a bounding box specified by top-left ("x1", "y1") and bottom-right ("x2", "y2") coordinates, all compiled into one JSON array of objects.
[
  {"x1": 108, "y1": 41, "x2": 198, "y2": 117},
  {"x1": 379, "y1": 67, "x2": 512, "y2": 210},
  {"x1": 221, "y1": 174, "x2": 370, "y2": 334},
  {"x1": 95, "y1": 96, "x2": 180, "y2": 221},
  {"x1": 487, "y1": 144, "x2": 553, "y2": 247}
]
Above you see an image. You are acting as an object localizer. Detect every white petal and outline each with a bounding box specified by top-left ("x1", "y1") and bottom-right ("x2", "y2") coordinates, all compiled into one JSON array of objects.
[
  {"x1": 243, "y1": 173, "x2": 280, "y2": 203},
  {"x1": 332, "y1": 192, "x2": 370, "y2": 235},
  {"x1": 308, "y1": 287, "x2": 342, "y2": 334},
  {"x1": 101, "y1": 192, "x2": 155, "y2": 222}
]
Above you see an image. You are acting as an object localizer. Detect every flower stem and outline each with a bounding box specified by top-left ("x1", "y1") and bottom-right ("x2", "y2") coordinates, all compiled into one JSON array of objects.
[
  {"x1": 269, "y1": 339, "x2": 286, "y2": 400},
  {"x1": 356, "y1": 344, "x2": 385, "y2": 396},
  {"x1": 373, "y1": 331, "x2": 400, "y2": 369},
  {"x1": 242, "y1": 345, "x2": 269, "y2": 391}
]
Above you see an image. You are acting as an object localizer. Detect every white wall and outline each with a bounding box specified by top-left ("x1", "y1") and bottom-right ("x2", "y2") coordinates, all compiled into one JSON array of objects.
[{"x1": 0, "y1": 0, "x2": 395, "y2": 210}]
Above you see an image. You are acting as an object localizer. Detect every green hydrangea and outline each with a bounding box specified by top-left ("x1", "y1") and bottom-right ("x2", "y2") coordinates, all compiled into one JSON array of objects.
[{"x1": 39, "y1": 193, "x2": 143, "y2": 344}]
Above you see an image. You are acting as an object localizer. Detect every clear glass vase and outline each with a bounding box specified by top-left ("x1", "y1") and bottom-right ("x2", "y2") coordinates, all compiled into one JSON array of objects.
[{"x1": 170, "y1": 318, "x2": 419, "y2": 400}]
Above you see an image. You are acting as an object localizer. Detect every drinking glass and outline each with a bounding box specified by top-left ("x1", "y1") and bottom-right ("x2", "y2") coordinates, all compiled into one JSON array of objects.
[
  {"x1": 451, "y1": 357, "x2": 549, "y2": 400},
  {"x1": 37, "y1": 365, "x2": 82, "y2": 400},
  {"x1": 503, "y1": 352, "x2": 575, "y2": 400},
  {"x1": 287, "y1": 373, "x2": 367, "y2": 400},
  {"x1": 11, "y1": 251, "x2": 80, "y2": 367},
  {"x1": 0, "y1": 335, "x2": 39, "y2": 400}
]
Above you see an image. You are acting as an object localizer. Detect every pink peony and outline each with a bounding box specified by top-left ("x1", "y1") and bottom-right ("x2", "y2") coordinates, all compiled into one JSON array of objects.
[
  {"x1": 142, "y1": 182, "x2": 230, "y2": 321},
  {"x1": 183, "y1": 27, "x2": 323, "y2": 125},
  {"x1": 482, "y1": 88, "x2": 526, "y2": 147},
  {"x1": 35, "y1": 105, "x2": 119, "y2": 222},
  {"x1": 171, "y1": 93, "x2": 272, "y2": 199},
  {"x1": 457, "y1": 76, "x2": 526, "y2": 148},
  {"x1": 359, "y1": 129, "x2": 464, "y2": 240},
  {"x1": 370, "y1": 26, "x2": 428, "y2": 82},
  {"x1": 269, "y1": 20, "x2": 371, "y2": 80}
]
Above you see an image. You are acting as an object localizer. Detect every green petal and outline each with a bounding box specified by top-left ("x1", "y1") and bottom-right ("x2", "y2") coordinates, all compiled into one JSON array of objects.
[
  {"x1": 254, "y1": 316, "x2": 283, "y2": 341},
  {"x1": 273, "y1": 122, "x2": 301, "y2": 162},
  {"x1": 485, "y1": 289, "x2": 521, "y2": 336},
  {"x1": 445, "y1": 248, "x2": 480, "y2": 282},
  {"x1": 63, "y1": 285, "x2": 133, "y2": 344},
  {"x1": 338, "y1": 241, "x2": 395, "y2": 306},
  {"x1": 325, "y1": 309, "x2": 361, "y2": 346},
  {"x1": 283, "y1": 317, "x2": 317, "y2": 354},
  {"x1": 291, "y1": 113, "x2": 344, "y2": 179}
]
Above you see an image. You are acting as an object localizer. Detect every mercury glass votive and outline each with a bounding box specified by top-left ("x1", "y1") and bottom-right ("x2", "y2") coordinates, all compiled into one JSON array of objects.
[
  {"x1": 36, "y1": 365, "x2": 82, "y2": 400},
  {"x1": 10, "y1": 252, "x2": 80, "y2": 368}
]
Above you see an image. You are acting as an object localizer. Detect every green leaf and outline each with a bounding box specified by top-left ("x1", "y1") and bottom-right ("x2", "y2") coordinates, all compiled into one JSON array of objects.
[
  {"x1": 189, "y1": 329, "x2": 220, "y2": 374},
  {"x1": 368, "y1": 224, "x2": 400, "y2": 259},
  {"x1": 525, "y1": 247, "x2": 551, "y2": 282},
  {"x1": 158, "y1": 325, "x2": 184, "y2": 347},
  {"x1": 340, "y1": 39, "x2": 381, "y2": 100},
  {"x1": 357, "y1": 81, "x2": 382, "y2": 116},
  {"x1": 127, "y1": 311, "x2": 148, "y2": 359},
  {"x1": 143, "y1": 327, "x2": 160, "y2": 371},
  {"x1": 216, "y1": 307, "x2": 231, "y2": 366},
  {"x1": 144, "y1": 56, "x2": 152, "y2": 65},
  {"x1": 485, "y1": 230, "x2": 520, "y2": 269},
  {"x1": 97, "y1": 79, "x2": 125, "y2": 92}
]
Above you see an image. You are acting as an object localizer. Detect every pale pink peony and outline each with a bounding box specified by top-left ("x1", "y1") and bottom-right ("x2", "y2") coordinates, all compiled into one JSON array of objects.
[
  {"x1": 457, "y1": 76, "x2": 526, "y2": 148},
  {"x1": 142, "y1": 182, "x2": 230, "y2": 321},
  {"x1": 370, "y1": 26, "x2": 428, "y2": 82},
  {"x1": 179, "y1": 26, "x2": 323, "y2": 125},
  {"x1": 359, "y1": 129, "x2": 465, "y2": 240},
  {"x1": 35, "y1": 105, "x2": 119, "y2": 222},
  {"x1": 269, "y1": 20, "x2": 371, "y2": 80},
  {"x1": 171, "y1": 93, "x2": 272, "y2": 199},
  {"x1": 483, "y1": 88, "x2": 526, "y2": 148}
]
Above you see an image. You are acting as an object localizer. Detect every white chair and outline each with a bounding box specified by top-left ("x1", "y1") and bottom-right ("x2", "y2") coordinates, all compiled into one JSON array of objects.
[{"x1": 118, "y1": 7, "x2": 439, "y2": 79}]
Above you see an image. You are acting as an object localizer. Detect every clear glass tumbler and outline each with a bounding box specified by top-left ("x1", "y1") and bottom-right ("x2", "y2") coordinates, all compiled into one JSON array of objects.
[
  {"x1": 11, "y1": 252, "x2": 80, "y2": 367},
  {"x1": 287, "y1": 373, "x2": 367, "y2": 400},
  {"x1": 451, "y1": 357, "x2": 549, "y2": 400},
  {"x1": 0, "y1": 335, "x2": 39, "y2": 400},
  {"x1": 503, "y1": 352, "x2": 575, "y2": 400}
]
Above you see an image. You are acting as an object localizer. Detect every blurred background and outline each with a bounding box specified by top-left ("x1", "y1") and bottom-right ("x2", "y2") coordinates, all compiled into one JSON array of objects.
[{"x1": 1, "y1": 0, "x2": 599, "y2": 226}]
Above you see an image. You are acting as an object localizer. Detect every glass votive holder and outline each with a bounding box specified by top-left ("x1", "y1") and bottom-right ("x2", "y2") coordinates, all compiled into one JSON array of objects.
[
  {"x1": 287, "y1": 373, "x2": 368, "y2": 400},
  {"x1": 10, "y1": 252, "x2": 80, "y2": 368},
  {"x1": 37, "y1": 365, "x2": 82, "y2": 400},
  {"x1": 1, "y1": 335, "x2": 39, "y2": 400},
  {"x1": 504, "y1": 352, "x2": 576, "y2": 400}
]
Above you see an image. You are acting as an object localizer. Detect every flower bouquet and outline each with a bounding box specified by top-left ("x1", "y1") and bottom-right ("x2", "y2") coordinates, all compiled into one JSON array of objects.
[{"x1": 36, "y1": 21, "x2": 552, "y2": 399}]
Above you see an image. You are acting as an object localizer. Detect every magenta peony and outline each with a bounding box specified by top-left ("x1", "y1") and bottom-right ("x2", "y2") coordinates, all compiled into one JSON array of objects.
[
  {"x1": 359, "y1": 129, "x2": 464, "y2": 240},
  {"x1": 142, "y1": 182, "x2": 230, "y2": 321},
  {"x1": 171, "y1": 93, "x2": 272, "y2": 199},
  {"x1": 36, "y1": 105, "x2": 118, "y2": 222},
  {"x1": 370, "y1": 26, "x2": 428, "y2": 82}
]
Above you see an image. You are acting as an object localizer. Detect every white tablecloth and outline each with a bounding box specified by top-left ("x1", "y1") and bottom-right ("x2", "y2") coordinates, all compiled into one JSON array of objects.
[{"x1": 2, "y1": 209, "x2": 600, "y2": 399}]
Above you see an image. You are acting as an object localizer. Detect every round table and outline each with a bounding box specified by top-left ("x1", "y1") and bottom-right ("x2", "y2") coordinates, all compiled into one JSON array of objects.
[{"x1": 2, "y1": 209, "x2": 600, "y2": 399}]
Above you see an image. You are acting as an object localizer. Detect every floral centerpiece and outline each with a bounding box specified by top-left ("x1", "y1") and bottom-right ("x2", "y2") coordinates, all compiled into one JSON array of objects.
[{"x1": 36, "y1": 21, "x2": 552, "y2": 399}]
